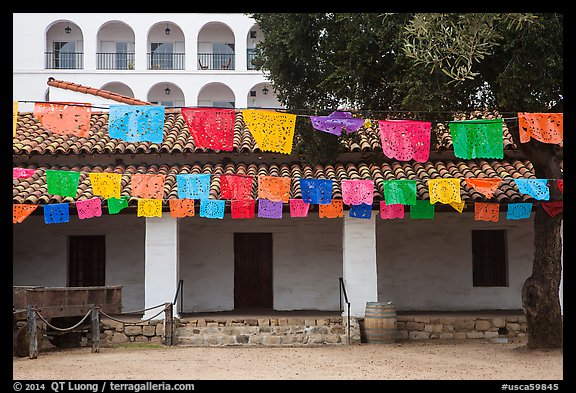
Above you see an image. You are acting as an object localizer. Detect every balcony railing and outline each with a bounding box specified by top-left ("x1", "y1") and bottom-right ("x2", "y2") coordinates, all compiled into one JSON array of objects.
[
  {"x1": 197, "y1": 53, "x2": 235, "y2": 70},
  {"x1": 147, "y1": 53, "x2": 185, "y2": 70},
  {"x1": 45, "y1": 52, "x2": 84, "y2": 69},
  {"x1": 247, "y1": 48, "x2": 258, "y2": 70},
  {"x1": 97, "y1": 52, "x2": 136, "y2": 70}
]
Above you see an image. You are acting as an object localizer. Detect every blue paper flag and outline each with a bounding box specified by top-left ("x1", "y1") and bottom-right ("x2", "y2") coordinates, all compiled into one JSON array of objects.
[
  {"x1": 299, "y1": 178, "x2": 333, "y2": 205},
  {"x1": 349, "y1": 203, "x2": 372, "y2": 219},
  {"x1": 514, "y1": 179, "x2": 550, "y2": 201},
  {"x1": 199, "y1": 199, "x2": 225, "y2": 219},
  {"x1": 108, "y1": 105, "x2": 165, "y2": 143},
  {"x1": 506, "y1": 203, "x2": 533, "y2": 220},
  {"x1": 44, "y1": 203, "x2": 70, "y2": 224},
  {"x1": 176, "y1": 174, "x2": 211, "y2": 199}
]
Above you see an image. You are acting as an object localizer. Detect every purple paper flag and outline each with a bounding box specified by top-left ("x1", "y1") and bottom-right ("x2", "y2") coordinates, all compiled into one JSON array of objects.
[
  {"x1": 258, "y1": 199, "x2": 283, "y2": 219},
  {"x1": 310, "y1": 111, "x2": 364, "y2": 135}
]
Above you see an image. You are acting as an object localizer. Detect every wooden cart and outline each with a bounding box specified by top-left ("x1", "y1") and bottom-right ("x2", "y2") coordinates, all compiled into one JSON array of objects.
[{"x1": 13, "y1": 285, "x2": 122, "y2": 357}]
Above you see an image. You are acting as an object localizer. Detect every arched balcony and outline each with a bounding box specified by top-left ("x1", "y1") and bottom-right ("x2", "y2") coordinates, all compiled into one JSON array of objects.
[
  {"x1": 96, "y1": 22, "x2": 136, "y2": 70},
  {"x1": 147, "y1": 22, "x2": 185, "y2": 70},
  {"x1": 197, "y1": 23, "x2": 235, "y2": 71},
  {"x1": 45, "y1": 21, "x2": 83, "y2": 69}
]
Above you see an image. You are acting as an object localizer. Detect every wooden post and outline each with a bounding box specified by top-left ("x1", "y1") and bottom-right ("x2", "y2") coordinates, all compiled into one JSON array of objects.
[
  {"x1": 164, "y1": 302, "x2": 173, "y2": 346},
  {"x1": 91, "y1": 305, "x2": 100, "y2": 353},
  {"x1": 26, "y1": 306, "x2": 38, "y2": 359}
]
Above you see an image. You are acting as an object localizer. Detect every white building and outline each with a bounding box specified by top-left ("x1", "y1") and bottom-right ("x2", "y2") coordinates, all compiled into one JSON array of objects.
[{"x1": 13, "y1": 13, "x2": 282, "y2": 112}]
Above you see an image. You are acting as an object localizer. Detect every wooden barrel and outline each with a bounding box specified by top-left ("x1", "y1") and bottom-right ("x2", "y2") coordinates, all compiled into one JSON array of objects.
[{"x1": 364, "y1": 301, "x2": 397, "y2": 344}]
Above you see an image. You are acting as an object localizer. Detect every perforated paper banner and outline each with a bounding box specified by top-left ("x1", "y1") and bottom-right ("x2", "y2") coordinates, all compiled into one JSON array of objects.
[
  {"x1": 76, "y1": 197, "x2": 102, "y2": 219},
  {"x1": 33, "y1": 102, "x2": 92, "y2": 137},
  {"x1": 449, "y1": 200, "x2": 466, "y2": 213},
  {"x1": 137, "y1": 198, "x2": 162, "y2": 217},
  {"x1": 258, "y1": 175, "x2": 291, "y2": 203},
  {"x1": 169, "y1": 199, "x2": 195, "y2": 218},
  {"x1": 44, "y1": 203, "x2": 70, "y2": 224},
  {"x1": 231, "y1": 199, "x2": 255, "y2": 219},
  {"x1": 200, "y1": 199, "x2": 225, "y2": 219},
  {"x1": 299, "y1": 178, "x2": 333, "y2": 204},
  {"x1": 13, "y1": 168, "x2": 36, "y2": 179},
  {"x1": 258, "y1": 199, "x2": 283, "y2": 219},
  {"x1": 310, "y1": 111, "x2": 364, "y2": 135},
  {"x1": 465, "y1": 178, "x2": 502, "y2": 199},
  {"x1": 514, "y1": 179, "x2": 550, "y2": 201},
  {"x1": 176, "y1": 174, "x2": 211, "y2": 200},
  {"x1": 377, "y1": 120, "x2": 431, "y2": 162},
  {"x1": 474, "y1": 202, "x2": 499, "y2": 222},
  {"x1": 379, "y1": 201, "x2": 404, "y2": 219},
  {"x1": 107, "y1": 196, "x2": 129, "y2": 214},
  {"x1": 181, "y1": 107, "x2": 235, "y2": 151},
  {"x1": 220, "y1": 174, "x2": 254, "y2": 200},
  {"x1": 89, "y1": 173, "x2": 122, "y2": 199},
  {"x1": 382, "y1": 180, "x2": 417, "y2": 205},
  {"x1": 319, "y1": 199, "x2": 343, "y2": 218},
  {"x1": 13, "y1": 204, "x2": 38, "y2": 224},
  {"x1": 410, "y1": 200, "x2": 435, "y2": 219},
  {"x1": 241, "y1": 109, "x2": 296, "y2": 154},
  {"x1": 428, "y1": 178, "x2": 461, "y2": 204},
  {"x1": 131, "y1": 174, "x2": 166, "y2": 199},
  {"x1": 341, "y1": 179, "x2": 374, "y2": 206},
  {"x1": 289, "y1": 199, "x2": 310, "y2": 218},
  {"x1": 506, "y1": 203, "x2": 532, "y2": 220},
  {"x1": 518, "y1": 113, "x2": 563, "y2": 144},
  {"x1": 13, "y1": 100, "x2": 18, "y2": 137},
  {"x1": 541, "y1": 201, "x2": 563, "y2": 217},
  {"x1": 349, "y1": 203, "x2": 372, "y2": 219},
  {"x1": 46, "y1": 170, "x2": 80, "y2": 198},
  {"x1": 449, "y1": 118, "x2": 503, "y2": 159},
  {"x1": 108, "y1": 105, "x2": 165, "y2": 143},
  {"x1": 557, "y1": 179, "x2": 563, "y2": 193}
]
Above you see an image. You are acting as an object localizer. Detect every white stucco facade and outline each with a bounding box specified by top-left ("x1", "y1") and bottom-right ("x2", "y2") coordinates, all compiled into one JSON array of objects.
[{"x1": 13, "y1": 211, "x2": 541, "y2": 315}]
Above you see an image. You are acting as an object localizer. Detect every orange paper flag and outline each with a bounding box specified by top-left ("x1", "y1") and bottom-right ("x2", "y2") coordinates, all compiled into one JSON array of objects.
[
  {"x1": 169, "y1": 199, "x2": 195, "y2": 218},
  {"x1": 465, "y1": 178, "x2": 502, "y2": 199},
  {"x1": 518, "y1": 113, "x2": 563, "y2": 144},
  {"x1": 257, "y1": 175, "x2": 291, "y2": 203},
  {"x1": 33, "y1": 102, "x2": 92, "y2": 137},
  {"x1": 13, "y1": 204, "x2": 38, "y2": 223},
  {"x1": 131, "y1": 174, "x2": 166, "y2": 199},
  {"x1": 319, "y1": 199, "x2": 344, "y2": 218},
  {"x1": 474, "y1": 202, "x2": 499, "y2": 222}
]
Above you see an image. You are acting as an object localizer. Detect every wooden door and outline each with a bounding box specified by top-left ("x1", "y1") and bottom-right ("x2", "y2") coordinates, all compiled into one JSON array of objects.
[{"x1": 234, "y1": 233, "x2": 273, "y2": 309}]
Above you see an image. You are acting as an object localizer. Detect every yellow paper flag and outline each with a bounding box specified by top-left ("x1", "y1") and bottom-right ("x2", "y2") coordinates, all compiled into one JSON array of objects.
[
  {"x1": 89, "y1": 173, "x2": 122, "y2": 199},
  {"x1": 242, "y1": 109, "x2": 296, "y2": 154},
  {"x1": 428, "y1": 178, "x2": 462, "y2": 204},
  {"x1": 449, "y1": 200, "x2": 465, "y2": 213},
  {"x1": 137, "y1": 198, "x2": 162, "y2": 217}
]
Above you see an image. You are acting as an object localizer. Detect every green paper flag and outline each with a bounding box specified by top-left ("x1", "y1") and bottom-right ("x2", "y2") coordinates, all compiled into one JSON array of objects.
[
  {"x1": 45, "y1": 170, "x2": 80, "y2": 198},
  {"x1": 449, "y1": 118, "x2": 504, "y2": 159},
  {"x1": 107, "y1": 196, "x2": 129, "y2": 214},
  {"x1": 383, "y1": 180, "x2": 417, "y2": 205},
  {"x1": 410, "y1": 200, "x2": 435, "y2": 219}
]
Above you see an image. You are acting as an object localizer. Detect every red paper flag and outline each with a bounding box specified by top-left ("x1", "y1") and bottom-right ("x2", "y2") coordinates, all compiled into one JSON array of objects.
[
  {"x1": 541, "y1": 201, "x2": 563, "y2": 217},
  {"x1": 231, "y1": 199, "x2": 255, "y2": 219},
  {"x1": 181, "y1": 107, "x2": 235, "y2": 151},
  {"x1": 220, "y1": 174, "x2": 253, "y2": 200}
]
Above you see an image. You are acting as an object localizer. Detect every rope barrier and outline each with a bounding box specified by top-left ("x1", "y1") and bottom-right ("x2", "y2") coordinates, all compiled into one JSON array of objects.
[
  {"x1": 118, "y1": 302, "x2": 168, "y2": 315},
  {"x1": 99, "y1": 304, "x2": 169, "y2": 325},
  {"x1": 34, "y1": 308, "x2": 92, "y2": 332}
]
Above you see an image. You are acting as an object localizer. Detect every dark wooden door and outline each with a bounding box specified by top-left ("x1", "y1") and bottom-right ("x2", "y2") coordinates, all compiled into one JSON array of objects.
[
  {"x1": 234, "y1": 233, "x2": 273, "y2": 309},
  {"x1": 68, "y1": 236, "x2": 106, "y2": 287}
]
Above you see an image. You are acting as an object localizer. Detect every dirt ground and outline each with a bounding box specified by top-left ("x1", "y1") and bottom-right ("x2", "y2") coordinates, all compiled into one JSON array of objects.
[{"x1": 13, "y1": 338, "x2": 563, "y2": 381}]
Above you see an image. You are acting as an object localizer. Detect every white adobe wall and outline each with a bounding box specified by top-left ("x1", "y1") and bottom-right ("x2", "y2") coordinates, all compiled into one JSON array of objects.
[
  {"x1": 376, "y1": 211, "x2": 534, "y2": 311},
  {"x1": 12, "y1": 214, "x2": 146, "y2": 312},
  {"x1": 178, "y1": 215, "x2": 343, "y2": 312}
]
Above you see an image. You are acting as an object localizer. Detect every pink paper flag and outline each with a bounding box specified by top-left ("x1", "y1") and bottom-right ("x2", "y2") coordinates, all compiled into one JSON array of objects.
[
  {"x1": 379, "y1": 201, "x2": 404, "y2": 219},
  {"x1": 341, "y1": 179, "x2": 374, "y2": 205},
  {"x1": 76, "y1": 197, "x2": 102, "y2": 219},
  {"x1": 289, "y1": 199, "x2": 310, "y2": 217},
  {"x1": 377, "y1": 119, "x2": 431, "y2": 162},
  {"x1": 13, "y1": 168, "x2": 36, "y2": 179}
]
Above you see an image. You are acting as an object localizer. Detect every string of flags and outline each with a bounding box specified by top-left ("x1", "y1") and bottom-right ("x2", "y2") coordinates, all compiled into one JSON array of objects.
[
  {"x1": 13, "y1": 102, "x2": 564, "y2": 158},
  {"x1": 12, "y1": 168, "x2": 563, "y2": 224}
]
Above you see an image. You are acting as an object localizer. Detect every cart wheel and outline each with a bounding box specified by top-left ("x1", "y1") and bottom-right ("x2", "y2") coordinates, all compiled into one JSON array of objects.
[{"x1": 13, "y1": 325, "x2": 44, "y2": 357}]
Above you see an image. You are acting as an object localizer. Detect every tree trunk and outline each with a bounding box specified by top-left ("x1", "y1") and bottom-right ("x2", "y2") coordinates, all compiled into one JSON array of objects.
[
  {"x1": 507, "y1": 121, "x2": 563, "y2": 349},
  {"x1": 521, "y1": 209, "x2": 563, "y2": 348}
]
